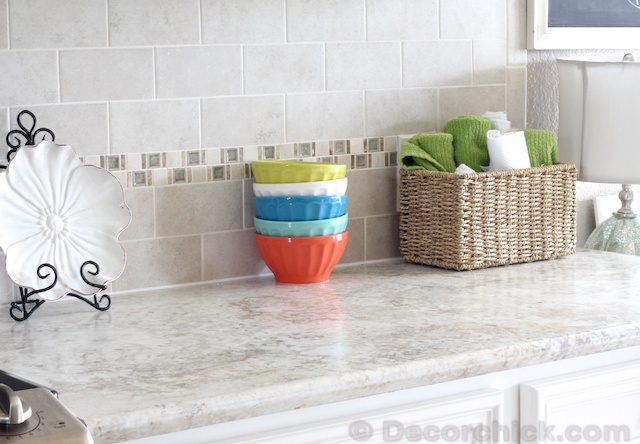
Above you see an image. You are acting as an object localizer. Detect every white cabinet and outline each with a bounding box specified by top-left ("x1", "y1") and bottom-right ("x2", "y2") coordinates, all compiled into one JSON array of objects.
[
  {"x1": 226, "y1": 389, "x2": 503, "y2": 444},
  {"x1": 521, "y1": 361, "x2": 640, "y2": 443},
  {"x1": 121, "y1": 347, "x2": 640, "y2": 444}
]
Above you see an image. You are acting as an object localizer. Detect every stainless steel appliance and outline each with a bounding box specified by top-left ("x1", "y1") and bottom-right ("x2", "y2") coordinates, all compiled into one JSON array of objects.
[{"x1": 0, "y1": 370, "x2": 93, "y2": 443}]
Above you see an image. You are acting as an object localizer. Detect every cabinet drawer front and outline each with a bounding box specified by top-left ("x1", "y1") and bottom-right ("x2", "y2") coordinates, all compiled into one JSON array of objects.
[
  {"x1": 231, "y1": 389, "x2": 503, "y2": 444},
  {"x1": 521, "y1": 360, "x2": 640, "y2": 443}
]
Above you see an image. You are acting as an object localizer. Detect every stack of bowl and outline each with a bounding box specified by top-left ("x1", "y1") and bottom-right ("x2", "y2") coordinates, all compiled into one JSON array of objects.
[{"x1": 252, "y1": 160, "x2": 349, "y2": 284}]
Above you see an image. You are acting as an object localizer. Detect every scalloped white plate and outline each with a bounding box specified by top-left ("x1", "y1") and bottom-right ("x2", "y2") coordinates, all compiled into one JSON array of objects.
[{"x1": 0, "y1": 141, "x2": 131, "y2": 301}]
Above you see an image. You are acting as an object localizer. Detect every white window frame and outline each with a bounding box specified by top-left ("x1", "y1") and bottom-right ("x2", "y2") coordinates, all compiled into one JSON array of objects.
[{"x1": 527, "y1": 0, "x2": 640, "y2": 50}]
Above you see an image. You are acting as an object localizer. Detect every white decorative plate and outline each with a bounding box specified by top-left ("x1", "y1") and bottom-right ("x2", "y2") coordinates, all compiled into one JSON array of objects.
[{"x1": 0, "y1": 141, "x2": 132, "y2": 301}]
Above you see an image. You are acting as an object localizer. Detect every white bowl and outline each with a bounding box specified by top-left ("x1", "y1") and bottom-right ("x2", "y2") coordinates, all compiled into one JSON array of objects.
[{"x1": 253, "y1": 177, "x2": 348, "y2": 197}]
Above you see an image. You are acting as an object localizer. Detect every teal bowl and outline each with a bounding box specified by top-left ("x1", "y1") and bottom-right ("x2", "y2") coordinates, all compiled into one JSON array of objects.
[{"x1": 254, "y1": 214, "x2": 348, "y2": 237}]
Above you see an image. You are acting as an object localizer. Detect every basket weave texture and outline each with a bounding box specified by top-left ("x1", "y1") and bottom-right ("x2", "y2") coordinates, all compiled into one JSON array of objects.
[{"x1": 399, "y1": 163, "x2": 577, "y2": 271}]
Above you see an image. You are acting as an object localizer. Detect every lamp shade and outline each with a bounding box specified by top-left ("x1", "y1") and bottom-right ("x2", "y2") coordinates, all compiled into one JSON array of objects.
[{"x1": 557, "y1": 57, "x2": 640, "y2": 184}]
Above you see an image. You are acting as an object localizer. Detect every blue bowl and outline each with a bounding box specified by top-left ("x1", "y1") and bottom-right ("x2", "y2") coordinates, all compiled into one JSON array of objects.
[{"x1": 254, "y1": 195, "x2": 348, "y2": 221}]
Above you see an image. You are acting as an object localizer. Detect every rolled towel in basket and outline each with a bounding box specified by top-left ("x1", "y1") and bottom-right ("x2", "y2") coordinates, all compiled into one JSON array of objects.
[
  {"x1": 523, "y1": 129, "x2": 559, "y2": 167},
  {"x1": 482, "y1": 111, "x2": 511, "y2": 134},
  {"x1": 483, "y1": 130, "x2": 531, "y2": 172},
  {"x1": 399, "y1": 132, "x2": 456, "y2": 172},
  {"x1": 442, "y1": 115, "x2": 492, "y2": 172}
]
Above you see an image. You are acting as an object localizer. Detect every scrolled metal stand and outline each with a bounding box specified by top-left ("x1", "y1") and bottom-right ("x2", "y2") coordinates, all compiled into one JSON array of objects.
[
  {"x1": 4, "y1": 110, "x2": 113, "y2": 321},
  {"x1": 10, "y1": 262, "x2": 112, "y2": 322},
  {"x1": 2, "y1": 110, "x2": 55, "y2": 169}
]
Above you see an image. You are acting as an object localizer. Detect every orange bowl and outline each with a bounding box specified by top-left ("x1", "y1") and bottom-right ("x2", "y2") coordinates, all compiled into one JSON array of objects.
[{"x1": 254, "y1": 232, "x2": 348, "y2": 284}]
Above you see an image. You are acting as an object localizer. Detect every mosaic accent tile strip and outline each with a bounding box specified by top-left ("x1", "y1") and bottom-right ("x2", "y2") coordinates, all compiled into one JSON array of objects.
[{"x1": 80, "y1": 136, "x2": 399, "y2": 188}]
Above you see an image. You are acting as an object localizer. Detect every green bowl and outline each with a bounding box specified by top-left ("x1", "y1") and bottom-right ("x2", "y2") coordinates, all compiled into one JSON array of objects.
[
  {"x1": 252, "y1": 160, "x2": 347, "y2": 184},
  {"x1": 254, "y1": 214, "x2": 348, "y2": 237}
]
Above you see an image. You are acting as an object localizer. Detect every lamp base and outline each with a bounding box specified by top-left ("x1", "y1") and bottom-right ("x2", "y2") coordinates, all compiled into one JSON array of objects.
[{"x1": 584, "y1": 215, "x2": 640, "y2": 255}]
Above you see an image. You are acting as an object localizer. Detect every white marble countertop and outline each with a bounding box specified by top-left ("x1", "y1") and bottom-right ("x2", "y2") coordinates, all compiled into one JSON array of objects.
[{"x1": 3, "y1": 250, "x2": 640, "y2": 443}]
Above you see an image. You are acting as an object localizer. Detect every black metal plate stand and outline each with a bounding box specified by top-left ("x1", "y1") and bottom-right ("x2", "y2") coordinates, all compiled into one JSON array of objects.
[{"x1": 4, "y1": 110, "x2": 112, "y2": 321}]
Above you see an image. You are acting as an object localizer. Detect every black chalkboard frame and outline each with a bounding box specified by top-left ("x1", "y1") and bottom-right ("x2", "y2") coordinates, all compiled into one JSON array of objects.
[{"x1": 527, "y1": 0, "x2": 640, "y2": 49}]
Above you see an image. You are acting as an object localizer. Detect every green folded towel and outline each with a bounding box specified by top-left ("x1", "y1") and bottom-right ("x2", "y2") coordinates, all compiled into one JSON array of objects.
[
  {"x1": 399, "y1": 132, "x2": 456, "y2": 173},
  {"x1": 442, "y1": 115, "x2": 492, "y2": 172},
  {"x1": 523, "y1": 129, "x2": 558, "y2": 167}
]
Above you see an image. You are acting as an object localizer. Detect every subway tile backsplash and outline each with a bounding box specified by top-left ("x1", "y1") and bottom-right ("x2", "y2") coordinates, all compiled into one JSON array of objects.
[{"x1": 0, "y1": 0, "x2": 526, "y2": 302}]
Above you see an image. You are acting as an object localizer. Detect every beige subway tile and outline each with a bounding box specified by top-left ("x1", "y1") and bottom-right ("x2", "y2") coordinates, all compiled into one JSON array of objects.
[
  {"x1": 287, "y1": 0, "x2": 364, "y2": 42},
  {"x1": 112, "y1": 236, "x2": 202, "y2": 292},
  {"x1": 155, "y1": 181, "x2": 243, "y2": 237},
  {"x1": 60, "y1": 48, "x2": 153, "y2": 102},
  {"x1": 508, "y1": 0, "x2": 527, "y2": 66},
  {"x1": 403, "y1": 41, "x2": 472, "y2": 88},
  {"x1": 366, "y1": 214, "x2": 400, "y2": 260},
  {"x1": 326, "y1": 42, "x2": 401, "y2": 91},
  {"x1": 108, "y1": 0, "x2": 199, "y2": 46},
  {"x1": 244, "y1": 44, "x2": 323, "y2": 94},
  {"x1": 10, "y1": 104, "x2": 108, "y2": 156},
  {"x1": 244, "y1": 179, "x2": 256, "y2": 228},
  {"x1": 156, "y1": 46, "x2": 242, "y2": 98},
  {"x1": 473, "y1": 39, "x2": 507, "y2": 84},
  {"x1": 0, "y1": 51, "x2": 58, "y2": 106},
  {"x1": 120, "y1": 187, "x2": 155, "y2": 241},
  {"x1": 339, "y1": 217, "x2": 364, "y2": 264},
  {"x1": 0, "y1": 108, "x2": 7, "y2": 162},
  {"x1": 109, "y1": 100, "x2": 200, "y2": 153},
  {"x1": 10, "y1": 0, "x2": 106, "y2": 49},
  {"x1": 345, "y1": 168, "x2": 397, "y2": 218},
  {"x1": 507, "y1": 66, "x2": 527, "y2": 131},
  {"x1": 201, "y1": 96, "x2": 285, "y2": 148},
  {"x1": 365, "y1": 88, "x2": 437, "y2": 137},
  {"x1": 203, "y1": 229, "x2": 268, "y2": 281},
  {"x1": 286, "y1": 92, "x2": 364, "y2": 142},
  {"x1": 0, "y1": 0, "x2": 6, "y2": 50},
  {"x1": 0, "y1": 255, "x2": 15, "y2": 306},
  {"x1": 438, "y1": 86, "x2": 506, "y2": 128},
  {"x1": 440, "y1": 0, "x2": 506, "y2": 39},
  {"x1": 366, "y1": 0, "x2": 437, "y2": 41},
  {"x1": 201, "y1": 0, "x2": 285, "y2": 44}
]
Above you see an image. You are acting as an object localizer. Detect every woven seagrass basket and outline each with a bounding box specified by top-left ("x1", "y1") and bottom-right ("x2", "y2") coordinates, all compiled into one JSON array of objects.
[{"x1": 399, "y1": 163, "x2": 577, "y2": 271}]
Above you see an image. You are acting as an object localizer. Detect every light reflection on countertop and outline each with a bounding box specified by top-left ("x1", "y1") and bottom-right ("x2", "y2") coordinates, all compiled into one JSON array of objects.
[{"x1": 2, "y1": 250, "x2": 640, "y2": 443}]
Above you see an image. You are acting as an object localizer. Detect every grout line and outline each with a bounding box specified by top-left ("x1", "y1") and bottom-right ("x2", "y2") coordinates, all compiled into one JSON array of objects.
[
  {"x1": 240, "y1": 45, "x2": 245, "y2": 96},
  {"x1": 4, "y1": 0, "x2": 10, "y2": 49},
  {"x1": 151, "y1": 47, "x2": 156, "y2": 99},
  {"x1": 198, "y1": 98, "x2": 203, "y2": 152},
  {"x1": 362, "y1": 0, "x2": 367, "y2": 41},
  {"x1": 198, "y1": 0, "x2": 203, "y2": 45},
  {"x1": 283, "y1": 0, "x2": 288, "y2": 43},
  {"x1": 200, "y1": 234, "x2": 205, "y2": 282},
  {"x1": 106, "y1": 101, "x2": 111, "y2": 154},
  {"x1": 105, "y1": 0, "x2": 110, "y2": 46},
  {"x1": 55, "y1": 50, "x2": 61, "y2": 104}
]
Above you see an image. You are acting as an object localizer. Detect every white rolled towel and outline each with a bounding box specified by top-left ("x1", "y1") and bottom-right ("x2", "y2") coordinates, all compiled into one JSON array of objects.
[
  {"x1": 482, "y1": 111, "x2": 511, "y2": 134},
  {"x1": 484, "y1": 130, "x2": 531, "y2": 172}
]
